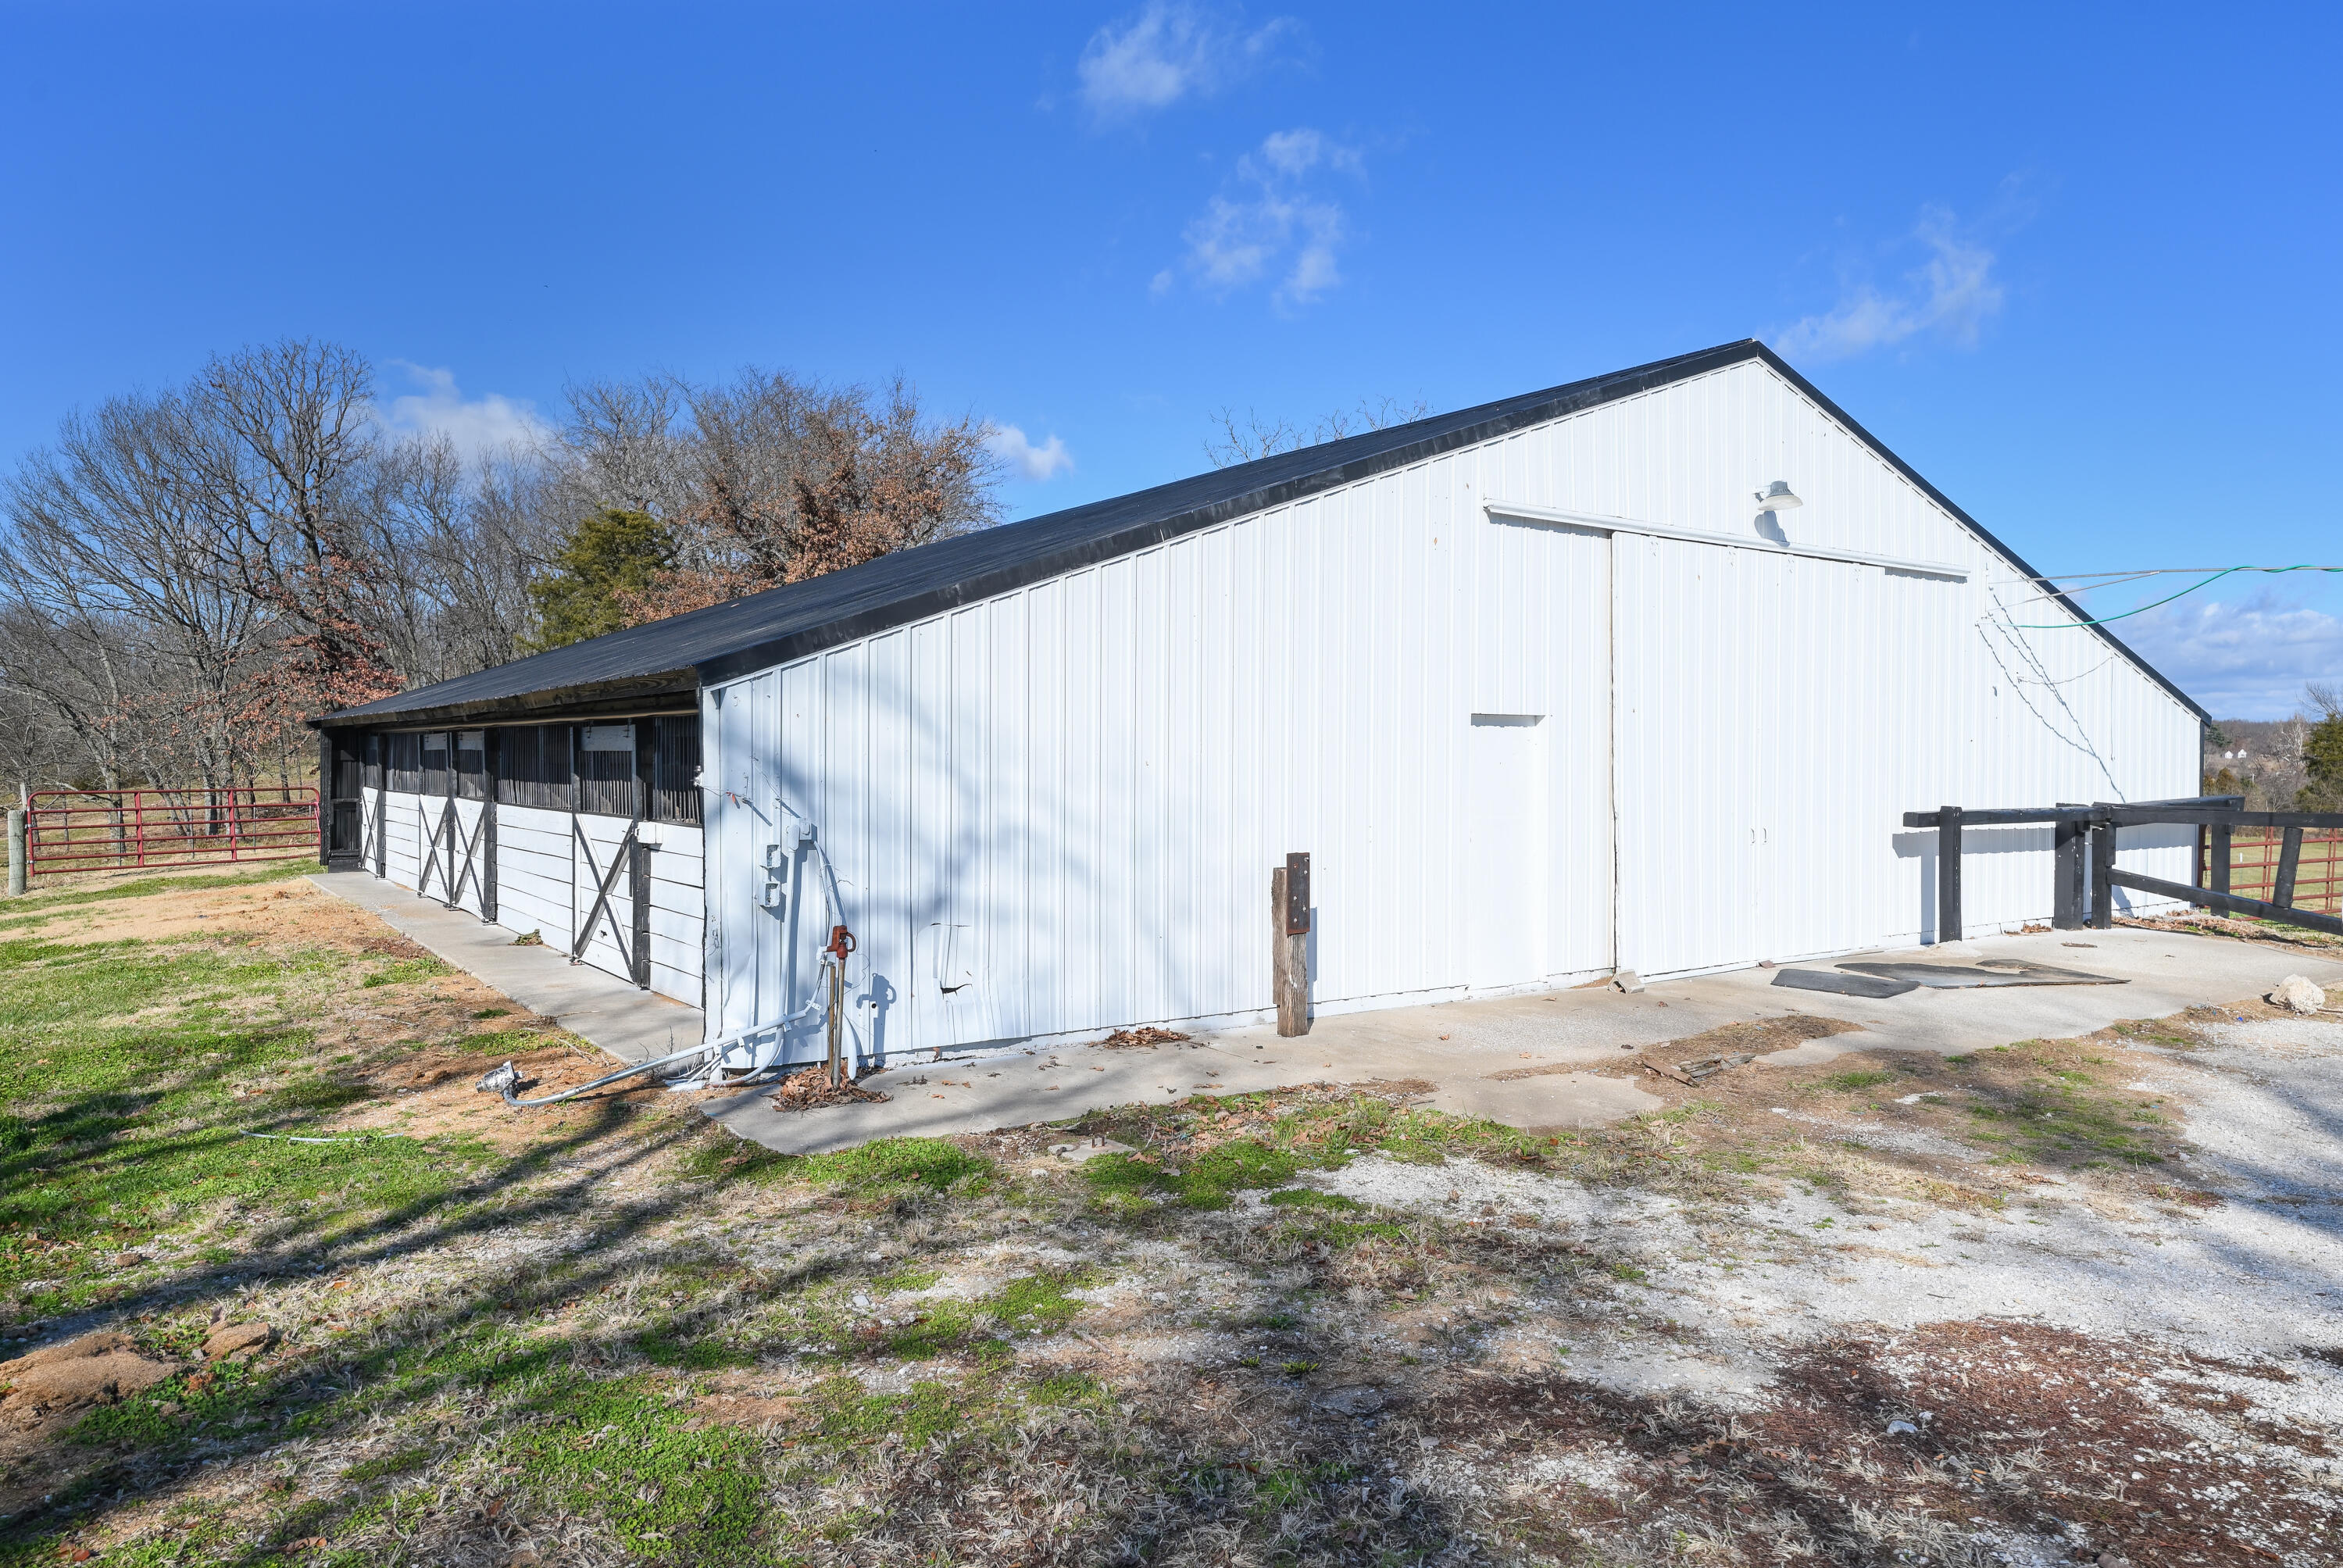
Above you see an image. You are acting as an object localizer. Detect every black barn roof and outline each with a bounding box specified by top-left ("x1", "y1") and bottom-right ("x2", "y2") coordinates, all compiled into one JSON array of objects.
[{"x1": 316, "y1": 339, "x2": 2204, "y2": 729}]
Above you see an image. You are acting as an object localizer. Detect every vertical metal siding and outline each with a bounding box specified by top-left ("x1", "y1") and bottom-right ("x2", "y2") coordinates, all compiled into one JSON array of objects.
[{"x1": 702, "y1": 360, "x2": 2199, "y2": 1057}]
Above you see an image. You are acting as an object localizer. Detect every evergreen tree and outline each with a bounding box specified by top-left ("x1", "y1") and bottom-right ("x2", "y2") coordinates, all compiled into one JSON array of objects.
[
  {"x1": 2301, "y1": 712, "x2": 2343, "y2": 812},
  {"x1": 523, "y1": 509, "x2": 677, "y2": 650}
]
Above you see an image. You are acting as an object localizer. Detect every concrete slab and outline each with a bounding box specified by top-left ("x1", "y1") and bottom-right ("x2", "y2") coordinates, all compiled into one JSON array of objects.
[
  {"x1": 309, "y1": 871, "x2": 2343, "y2": 1156},
  {"x1": 1427, "y1": 1072, "x2": 1664, "y2": 1127},
  {"x1": 308, "y1": 872, "x2": 700, "y2": 1066},
  {"x1": 704, "y1": 925, "x2": 2343, "y2": 1155}
]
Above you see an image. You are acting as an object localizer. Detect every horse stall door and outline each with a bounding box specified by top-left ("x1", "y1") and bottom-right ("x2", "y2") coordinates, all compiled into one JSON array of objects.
[
  {"x1": 570, "y1": 723, "x2": 643, "y2": 984},
  {"x1": 441, "y1": 730, "x2": 489, "y2": 917}
]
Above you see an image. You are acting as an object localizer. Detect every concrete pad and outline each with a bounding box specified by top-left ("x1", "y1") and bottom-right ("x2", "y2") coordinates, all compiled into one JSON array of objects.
[
  {"x1": 1427, "y1": 1072, "x2": 1663, "y2": 1129},
  {"x1": 307, "y1": 872, "x2": 701, "y2": 1066},
  {"x1": 701, "y1": 1036, "x2": 1316, "y2": 1155},
  {"x1": 719, "y1": 926, "x2": 2339, "y2": 1154},
  {"x1": 311, "y1": 870, "x2": 2343, "y2": 1155}
]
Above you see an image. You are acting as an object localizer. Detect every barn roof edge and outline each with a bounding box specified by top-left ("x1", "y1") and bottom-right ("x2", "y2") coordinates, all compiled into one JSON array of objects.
[{"x1": 313, "y1": 339, "x2": 2206, "y2": 729}]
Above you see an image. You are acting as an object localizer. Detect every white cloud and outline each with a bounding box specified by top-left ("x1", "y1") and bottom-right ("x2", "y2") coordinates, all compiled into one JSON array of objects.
[
  {"x1": 1775, "y1": 205, "x2": 2004, "y2": 361},
  {"x1": 1167, "y1": 127, "x2": 1356, "y2": 308},
  {"x1": 2119, "y1": 589, "x2": 2343, "y2": 719},
  {"x1": 984, "y1": 423, "x2": 1075, "y2": 482},
  {"x1": 1077, "y1": 3, "x2": 1295, "y2": 120},
  {"x1": 376, "y1": 362, "x2": 548, "y2": 459}
]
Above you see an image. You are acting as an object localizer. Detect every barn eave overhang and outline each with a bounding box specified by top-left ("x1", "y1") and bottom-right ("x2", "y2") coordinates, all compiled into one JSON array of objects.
[{"x1": 308, "y1": 672, "x2": 698, "y2": 731}]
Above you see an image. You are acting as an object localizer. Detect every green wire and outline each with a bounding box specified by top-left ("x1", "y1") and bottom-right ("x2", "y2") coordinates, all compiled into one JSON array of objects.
[{"x1": 2009, "y1": 564, "x2": 2342, "y2": 628}]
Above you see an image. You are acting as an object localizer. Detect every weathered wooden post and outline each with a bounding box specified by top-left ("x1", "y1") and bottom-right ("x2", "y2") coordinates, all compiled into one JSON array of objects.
[
  {"x1": 2209, "y1": 820, "x2": 2232, "y2": 897},
  {"x1": 2089, "y1": 813, "x2": 2116, "y2": 930},
  {"x1": 5, "y1": 806, "x2": 24, "y2": 897},
  {"x1": 1936, "y1": 806, "x2": 1963, "y2": 943},
  {"x1": 2274, "y1": 826, "x2": 2305, "y2": 911},
  {"x1": 1272, "y1": 851, "x2": 1311, "y2": 1037},
  {"x1": 2053, "y1": 805, "x2": 2088, "y2": 930}
]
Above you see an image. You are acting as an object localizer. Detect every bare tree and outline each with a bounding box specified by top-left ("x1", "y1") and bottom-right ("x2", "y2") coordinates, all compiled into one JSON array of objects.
[
  {"x1": 545, "y1": 369, "x2": 1003, "y2": 627},
  {"x1": 2, "y1": 392, "x2": 277, "y2": 788},
  {"x1": 183, "y1": 341, "x2": 401, "y2": 714},
  {"x1": 0, "y1": 341, "x2": 1008, "y2": 789},
  {"x1": 1203, "y1": 395, "x2": 1432, "y2": 467}
]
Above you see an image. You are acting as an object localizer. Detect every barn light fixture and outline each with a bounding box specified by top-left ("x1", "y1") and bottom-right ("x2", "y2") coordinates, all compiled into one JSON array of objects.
[{"x1": 1755, "y1": 480, "x2": 1802, "y2": 512}]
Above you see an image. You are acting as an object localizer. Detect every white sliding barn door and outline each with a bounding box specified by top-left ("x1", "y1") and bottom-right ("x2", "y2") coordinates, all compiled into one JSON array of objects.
[
  {"x1": 1613, "y1": 537, "x2": 1766, "y2": 978},
  {"x1": 1471, "y1": 513, "x2": 1615, "y2": 989},
  {"x1": 1614, "y1": 536, "x2": 1955, "y2": 977}
]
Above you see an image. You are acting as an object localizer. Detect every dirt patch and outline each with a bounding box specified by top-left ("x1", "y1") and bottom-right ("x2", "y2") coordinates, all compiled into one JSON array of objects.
[
  {"x1": 1654, "y1": 1011, "x2": 1866, "y2": 1059},
  {"x1": 1417, "y1": 1319, "x2": 2328, "y2": 1567},
  {"x1": 8, "y1": 876, "x2": 393, "y2": 950},
  {"x1": 1, "y1": 1330, "x2": 180, "y2": 1430},
  {"x1": 323, "y1": 1042, "x2": 634, "y2": 1148}
]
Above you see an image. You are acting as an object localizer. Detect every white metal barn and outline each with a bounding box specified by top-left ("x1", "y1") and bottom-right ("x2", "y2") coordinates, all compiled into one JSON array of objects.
[{"x1": 314, "y1": 341, "x2": 2205, "y2": 1069}]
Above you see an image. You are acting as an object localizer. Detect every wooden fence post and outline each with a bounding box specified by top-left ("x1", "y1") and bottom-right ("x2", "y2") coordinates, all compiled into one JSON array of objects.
[
  {"x1": 1273, "y1": 852, "x2": 1311, "y2": 1037},
  {"x1": 2209, "y1": 822, "x2": 2232, "y2": 896},
  {"x1": 2089, "y1": 816, "x2": 2116, "y2": 929},
  {"x1": 2274, "y1": 826, "x2": 2305, "y2": 911},
  {"x1": 1936, "y1": 806, "x2": 1963, "y2": 943},
  {"x1": 2053, "y1": 808, "x2": 2086, "y2": 930},
  {"x1": 5, "y1": 808, "x2": 23, "y2": 897}
]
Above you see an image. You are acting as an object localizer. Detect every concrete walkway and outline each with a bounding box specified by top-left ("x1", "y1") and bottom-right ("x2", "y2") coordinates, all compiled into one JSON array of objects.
[
  {"x1": 309, "y1": 872, "x2": 2343, "y2": 1158},
  {"x1": 309, "y1": 872, "x2": 701, "y2": 1066},
  {"x1": 704, "y1": 924, "x2": 2343, "y2": 1155}
]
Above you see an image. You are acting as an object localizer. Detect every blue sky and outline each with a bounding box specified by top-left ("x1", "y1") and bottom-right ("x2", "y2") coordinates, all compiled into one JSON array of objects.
[{"x1": 4, "y1": 2, "x2": 2338, "y2": 718}]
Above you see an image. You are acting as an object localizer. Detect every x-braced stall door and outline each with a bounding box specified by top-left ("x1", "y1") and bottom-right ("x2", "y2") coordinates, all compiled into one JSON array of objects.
[
  {"x1": 569, "y1": 724, "x2": 652, "y2": 988},
  {"x1": 363, "y1": 735, "x2": 388, "y2": 877},
  {"x1": 416, "y1": 730, "x2": 495, "y2": 920}
]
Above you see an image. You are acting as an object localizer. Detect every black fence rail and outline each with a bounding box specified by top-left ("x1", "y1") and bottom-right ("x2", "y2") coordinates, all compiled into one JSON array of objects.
[{"x1": 1903, "y1": 795, "x2": 2343, "y2": 941}]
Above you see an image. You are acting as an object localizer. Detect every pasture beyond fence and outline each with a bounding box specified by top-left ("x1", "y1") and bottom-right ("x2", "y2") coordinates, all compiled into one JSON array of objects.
[{"x1": 12, "y1": 787, "x2": 319, "y2": 882}]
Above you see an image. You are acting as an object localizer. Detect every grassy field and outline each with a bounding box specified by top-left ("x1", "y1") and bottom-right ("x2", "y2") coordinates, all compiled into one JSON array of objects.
[{"x1": 0, "y1": 870, "x2": 2333, "y2": 1566}]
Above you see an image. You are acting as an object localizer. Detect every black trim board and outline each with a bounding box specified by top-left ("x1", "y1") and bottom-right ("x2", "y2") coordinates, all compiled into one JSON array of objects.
[{"x1": 313, "y1": 338, "x2": 2204, "y2": 728}]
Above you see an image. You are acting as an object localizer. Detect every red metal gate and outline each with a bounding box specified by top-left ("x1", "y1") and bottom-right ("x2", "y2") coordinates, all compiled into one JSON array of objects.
[{"x1": 24, "y1": 788, "x2": 320, "y2": 877}]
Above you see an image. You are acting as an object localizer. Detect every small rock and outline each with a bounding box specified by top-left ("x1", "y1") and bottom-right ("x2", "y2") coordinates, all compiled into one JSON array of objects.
[
  {"x1": 202, "y1": 1321, "x2": 276, "y2": 1362},
  {"x1": 1049, "y1": 1138, "x2": 1135, "y2": 1163},
  {"x1": 115, "y1": 1251, "x2": 149, "y2": 1268},
  {"x1": 2097, "y1": 1555, "x2": 2133, "y2": 1568},
  {"x1": 2268, "y1": 975, "x2": 2326, "y2": 1015},
  {"x1": 1885, "y1": 1419, "x2": 1919, "y2": 1435},
  {"x1": 1317, "y1": 1384, "x2": 1385, "y2": 1416}
]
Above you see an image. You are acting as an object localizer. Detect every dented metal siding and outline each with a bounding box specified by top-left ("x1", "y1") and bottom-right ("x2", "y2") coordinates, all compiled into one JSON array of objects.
[{"x1": 702, "y1": 359, "x2": 2199, "y2": 1059}]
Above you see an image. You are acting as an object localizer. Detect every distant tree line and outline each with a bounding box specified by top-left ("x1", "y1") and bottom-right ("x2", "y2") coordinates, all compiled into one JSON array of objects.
[
  {"x1": 0, "y1": 341, "x2": 1001, "y2": 792},
  {"x1": 2202, "y1": 682, "x2": 2343, "y2": 812}
]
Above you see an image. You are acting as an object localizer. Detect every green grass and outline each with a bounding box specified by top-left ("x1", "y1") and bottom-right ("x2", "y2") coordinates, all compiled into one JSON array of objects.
[
  {"x1": 681, "y1": 1133, "x2": 995, "y2": 1195},
  {"x1": 1081, "y1": 1136, "x2": 1307, "y2": 1210},
  {"x1": 0, "y1": 934, "x2": 485, "y2": 1317},
  {"x1": 1964, "y1": 1080, "x2": 2166, "y2": 1165},
  {"x1": 358, "y1": 956, "x2": 450, "y2": 988},
  {"x1": 877, "y1": 1270, "x2": 1095, "y2": 1360},
  {"x1": 1821, "y1": 1069, "x2": 1894, "y2": 1092}
]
